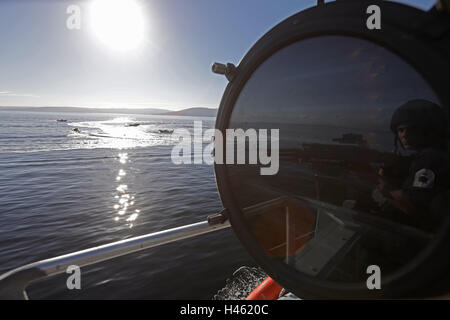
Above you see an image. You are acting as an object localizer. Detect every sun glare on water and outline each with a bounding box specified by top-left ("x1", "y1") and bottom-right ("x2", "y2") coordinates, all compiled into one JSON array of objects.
[{"x1": 90, "y1": 0, "x2": 146, "y2": 52}]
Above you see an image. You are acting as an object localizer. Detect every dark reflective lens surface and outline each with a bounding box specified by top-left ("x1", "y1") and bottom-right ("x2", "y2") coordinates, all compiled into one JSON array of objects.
[{"x1": 227, "y1": 36, "x2": 449, "y2": 284}]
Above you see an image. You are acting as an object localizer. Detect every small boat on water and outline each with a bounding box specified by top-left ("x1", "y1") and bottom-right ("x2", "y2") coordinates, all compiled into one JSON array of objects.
[
  {"x1": 125, "y1": 123, "x2": 140, "y2": 127},
  {"x1": 56, "y1": 119, "x2": 67, "y2": 122},
  {"x1": 158, "y1": 129, "x2": 174, "y2": 134}
]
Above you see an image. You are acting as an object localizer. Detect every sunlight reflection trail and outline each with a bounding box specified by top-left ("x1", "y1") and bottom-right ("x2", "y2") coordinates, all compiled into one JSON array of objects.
[{"x1": 113, "y1": 152, "x2": 140, "y2": 228}]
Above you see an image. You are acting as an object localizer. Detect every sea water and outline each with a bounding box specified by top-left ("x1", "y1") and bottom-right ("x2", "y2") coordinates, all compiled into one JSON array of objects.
[{"x1": 0, "y1": 110, "x2": 256, "y2": 299}]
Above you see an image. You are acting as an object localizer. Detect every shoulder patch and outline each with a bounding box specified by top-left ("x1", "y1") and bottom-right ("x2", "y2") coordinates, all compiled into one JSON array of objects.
[{"x1": 412, "y1": 168, "x2": 435, "y2": 188}]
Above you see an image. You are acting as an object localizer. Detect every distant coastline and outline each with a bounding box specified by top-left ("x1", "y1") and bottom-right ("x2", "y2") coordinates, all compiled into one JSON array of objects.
[
  {"x1": 160, "y1": 107, "x2": 217, "y2": 117},
  {"x1": 0, "y1": 106, "x2": 217, "y2": 117}
]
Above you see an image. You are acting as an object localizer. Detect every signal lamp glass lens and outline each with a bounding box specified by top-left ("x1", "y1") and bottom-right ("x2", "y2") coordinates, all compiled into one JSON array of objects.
[{"x1": 227, "y1": 36, "x2": 448, "y2": 284}]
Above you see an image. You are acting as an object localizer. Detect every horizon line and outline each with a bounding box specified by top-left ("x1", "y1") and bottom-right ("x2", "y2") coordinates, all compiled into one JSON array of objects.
[{"x1": 0, "y1": 105, "x2": 218, "y2": 111}]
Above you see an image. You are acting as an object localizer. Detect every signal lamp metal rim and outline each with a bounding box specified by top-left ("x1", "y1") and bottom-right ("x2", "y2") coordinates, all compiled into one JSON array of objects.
[{"x1": 214, "y1": 0, "x2": 450, "y2": 299}]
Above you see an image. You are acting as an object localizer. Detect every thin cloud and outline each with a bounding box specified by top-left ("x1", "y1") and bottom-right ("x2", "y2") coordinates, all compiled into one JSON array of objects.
[{"x1": 0, "y1": 91, "x2": 40, "y2": 98}]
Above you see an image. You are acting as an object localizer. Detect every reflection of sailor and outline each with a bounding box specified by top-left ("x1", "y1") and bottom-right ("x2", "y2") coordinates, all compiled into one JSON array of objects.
[{"x1": 373, "y1": 99, "x2": 449, "y2": 230}]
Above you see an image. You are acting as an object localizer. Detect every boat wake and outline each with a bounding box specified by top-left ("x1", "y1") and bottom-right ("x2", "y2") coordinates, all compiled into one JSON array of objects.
[
  {"x1": 213, "y1": 266, "x2": 267, "y2": 300},
  {"x1": 66, "y1": 117, "x2": 181, "y2": 149}
]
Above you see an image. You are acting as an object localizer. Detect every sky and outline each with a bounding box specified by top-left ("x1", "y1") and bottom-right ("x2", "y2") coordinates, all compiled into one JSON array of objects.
[{"x1": 0, "y1": 0, "x2": 436, "y2": 111}]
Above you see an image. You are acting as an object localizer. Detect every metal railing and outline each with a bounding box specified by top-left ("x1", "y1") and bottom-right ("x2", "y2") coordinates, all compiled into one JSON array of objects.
[{"x1": 0, "y1": 218, "x2": 231, "y2": 299}]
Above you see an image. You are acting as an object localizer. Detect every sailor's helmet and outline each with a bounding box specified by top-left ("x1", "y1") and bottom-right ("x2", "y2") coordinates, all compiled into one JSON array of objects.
[{"x1": 390, "y1": 99, "x2": 447, "y2": 136}]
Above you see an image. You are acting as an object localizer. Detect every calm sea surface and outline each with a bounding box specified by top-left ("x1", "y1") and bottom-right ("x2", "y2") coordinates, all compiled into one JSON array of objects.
[{"x1": 0, "y1": 110, "x2": 255, "y2": 299}]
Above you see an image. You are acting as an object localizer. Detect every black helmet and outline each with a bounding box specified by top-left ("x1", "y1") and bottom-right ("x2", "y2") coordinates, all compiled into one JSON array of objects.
[{"x1": 390, "y1": 99, "x2": 447, "y2": 135}]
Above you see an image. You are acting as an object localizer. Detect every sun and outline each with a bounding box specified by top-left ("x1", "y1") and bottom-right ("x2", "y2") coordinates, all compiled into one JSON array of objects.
[{"x1": 89, "y1": 0, "x2": 146, "y2": 52}]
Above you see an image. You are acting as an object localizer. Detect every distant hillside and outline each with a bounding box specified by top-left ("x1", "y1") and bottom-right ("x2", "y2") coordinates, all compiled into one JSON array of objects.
[
  {"x1": 0, "y1": 106, "x2": 218, "y2": 117},
  {"x1": 0, "y1": 106, "x2": 170, "y2": 115},
  {"x1": 162, "y1": 107, "x2": 217, "y2": 117}
]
